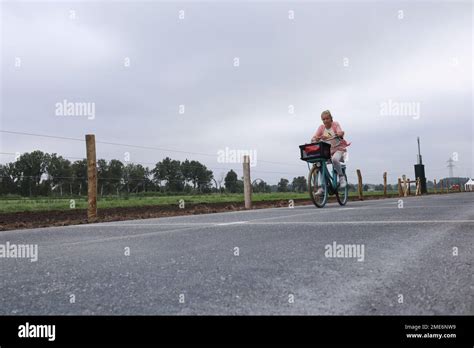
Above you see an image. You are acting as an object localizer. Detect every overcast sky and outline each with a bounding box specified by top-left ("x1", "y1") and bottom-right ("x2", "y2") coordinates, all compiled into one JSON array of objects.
[{"x1": 1, "y1": 0, "x2": 472, "y2": 185}]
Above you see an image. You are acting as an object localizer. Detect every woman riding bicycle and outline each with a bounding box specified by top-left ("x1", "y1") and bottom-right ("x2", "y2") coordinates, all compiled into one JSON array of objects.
[{"x1": 311, "y1": 110, "x2": 350, "y2": 193}]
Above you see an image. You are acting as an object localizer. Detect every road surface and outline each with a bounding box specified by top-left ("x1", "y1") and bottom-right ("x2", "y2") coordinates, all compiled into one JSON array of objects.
[{"x1": 0, "y1": 193, "x2": 472, "y2": 315}]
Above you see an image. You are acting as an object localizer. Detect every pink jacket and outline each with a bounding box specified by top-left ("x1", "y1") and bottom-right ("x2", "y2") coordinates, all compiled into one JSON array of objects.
[{"x1": 312, "y1": 121, "x2": 351, "y2": 154}]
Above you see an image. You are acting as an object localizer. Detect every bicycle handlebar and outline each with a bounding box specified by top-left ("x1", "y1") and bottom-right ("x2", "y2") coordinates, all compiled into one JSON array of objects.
[{"x1": 310, "y1": 135, "x2": 343, "y2": 143}]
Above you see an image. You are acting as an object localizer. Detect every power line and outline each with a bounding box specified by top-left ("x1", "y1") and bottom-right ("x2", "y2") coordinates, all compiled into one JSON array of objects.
[
  {"x1": 0, "y1": 130, "x2": 84, "y2": 142},
  {"x1": 0, "y1": 129, "x2": 304, "y2": 167}
]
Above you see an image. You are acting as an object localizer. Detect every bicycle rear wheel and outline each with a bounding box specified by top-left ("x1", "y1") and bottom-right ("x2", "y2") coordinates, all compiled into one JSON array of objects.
[
  {"x1": 308, "y1": 163, "x2": 328, "y2": 208},
  {"x1": 335, "y1": 170, "x2": 348, "y2": 206}
]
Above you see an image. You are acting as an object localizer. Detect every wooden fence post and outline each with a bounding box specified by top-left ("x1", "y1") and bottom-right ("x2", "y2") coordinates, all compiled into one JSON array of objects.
[
  {"x1": 356, "y1": 169, "x2": 363, "y2": 200},
  {"x1": 402, "y1": 175, "x2": 408, "y2": 197},
  {"x1": 416, "y1": 177, "x2": 421, "y2": 195},
  {"x1": 243, "y1": 155, "x2": 252, "y2": 209},
  {"x1": 398, "y1": 178, "x2": 403, "y2": 197},
  {"x1": 433, "y1": 179, "x2": 437, "y2": 194},
  {"x1": 407, "y1": 178, "x2": 411, "y2": 195},
  {"x1": 85, "y1": 134, "x2": 97, "y2": 222},
  {"x1": 383, "y1": 172, "x2": 387, "y2": 197}
]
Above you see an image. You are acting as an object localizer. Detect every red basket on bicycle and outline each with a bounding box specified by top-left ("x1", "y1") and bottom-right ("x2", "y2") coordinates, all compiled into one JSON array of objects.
[{"x1": 299, "y1": 142, "x2": 331, "y2": 162}]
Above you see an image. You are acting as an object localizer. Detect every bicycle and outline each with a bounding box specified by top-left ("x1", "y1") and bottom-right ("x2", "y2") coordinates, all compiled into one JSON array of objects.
[{"x1": 299, "y1": 138, "x2": 348, "y2": 208}]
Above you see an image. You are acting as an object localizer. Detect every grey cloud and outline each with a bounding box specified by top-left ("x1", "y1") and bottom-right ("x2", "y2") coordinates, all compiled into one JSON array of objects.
[{"x1": 1, "y1": 0, "x2": 472, "y2": 184}]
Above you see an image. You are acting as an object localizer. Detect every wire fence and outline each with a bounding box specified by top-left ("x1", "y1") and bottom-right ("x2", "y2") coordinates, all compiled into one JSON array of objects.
[{"x1": 0, "y1": 129, "x2": 471, "y2": 202}]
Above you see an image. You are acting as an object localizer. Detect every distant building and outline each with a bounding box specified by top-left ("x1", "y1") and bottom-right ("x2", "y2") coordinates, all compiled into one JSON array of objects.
[{"x1": 464, "y1": 178, "x2": 474, "y2": 192}]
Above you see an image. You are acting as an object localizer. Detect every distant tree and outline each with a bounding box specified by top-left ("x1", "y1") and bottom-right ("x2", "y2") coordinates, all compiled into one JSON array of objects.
[
  {"x1": 153, "y1": 157, "x2": 184, "y2": 192},
  {"x1": 0, "y1": 163, "x2": 18, "y2": 195},
  {"x1": 292, "y1": 176, "x2": 307, "y2": 192},
  {"x1": 0, "y1": 152, "x2": 220, "y2": 197},
  {"x1": 224, "y1": 170, "x2": 238, "y2": 193},
  {"x1": 123, "y1": 163, "x2": 147, "y2": 193},
  {"x1": 277, "y1": 178, "x2": 290, "y2": 192},
  {"x1": 181, "y1": 159, "x2": 193, "y2": 189},
  {"x1": 71, "y1": 159, "x2": 87, "y2": 195},
  {"x1": 181, "y1": 160, "x2": 213, "y2": 192},
  {"x1": 107, "y1": 160, "x2": 124, "y2": 195},
  {"x1": 14, "y1": 151, "x2": 49, "y2": 196},
  {"x1": 374, "y1": 184, "x2": 384, "y2": 191},
  {"x1": 45, "y1": 154, "x2": 72, "y2": 196},
  {"x1": 97, "y1": 159, "x2": 109, "y2": 196},
  {"x1": 142, "y1": 167, "x2": 154, "y2": 192},
  {"x1": 236, "y1": 179, "x2": 244, "y2": 193},
  {"x1": 196, "y1": 165, "x2": 214, "y2": 192},
  {"x1": 253, "y1": 179, "x2": 272, "y2": 193}
]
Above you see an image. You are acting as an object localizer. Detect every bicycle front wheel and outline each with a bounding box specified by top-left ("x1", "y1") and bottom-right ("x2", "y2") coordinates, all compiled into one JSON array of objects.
[
  {"x1": 308, "y1": 164, "x2": 328, "y2": 208},
  {"x1": 336, "y1": 171, "x2": 348, "y2": 206}
]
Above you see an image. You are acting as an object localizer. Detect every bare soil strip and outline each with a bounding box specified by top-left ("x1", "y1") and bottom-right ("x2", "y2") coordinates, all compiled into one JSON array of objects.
[{"x1": 0, "y1": 193, "x2": 402, "y2": 231}]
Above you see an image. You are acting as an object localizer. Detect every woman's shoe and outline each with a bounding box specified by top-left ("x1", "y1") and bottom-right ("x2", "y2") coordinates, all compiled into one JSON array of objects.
[{"x1": 339, "y1": 176, "x2": 347, "y2": 188}]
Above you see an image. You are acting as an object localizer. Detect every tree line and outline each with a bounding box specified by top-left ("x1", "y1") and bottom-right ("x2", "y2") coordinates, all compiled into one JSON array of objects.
[
  {"x1": 4, "y1": 150, "x2": 453, "y2": 198},
  {"x1": 0, "y1": 151, "x2": 310, "y2": 197}
]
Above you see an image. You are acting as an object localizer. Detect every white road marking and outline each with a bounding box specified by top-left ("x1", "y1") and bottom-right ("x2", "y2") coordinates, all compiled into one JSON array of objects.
[
  {"x1": 96, "y1": 223, "x2": 217, "y2": 227},
  {"x1": 247, "y1": 220, "x2": 474, "y2": 225},
  {"x1": 58, "y1": 225, "x2": 207, "y2": 246},
  {"x1": 50, "y1": 204, "x2": 474, "y2": 228},
  {"x1": 216, "y1": 221, "x2": 248, "y2": 226},
  {"x1": 38, "y1": 218, "x2": 474, "y2": 249}
]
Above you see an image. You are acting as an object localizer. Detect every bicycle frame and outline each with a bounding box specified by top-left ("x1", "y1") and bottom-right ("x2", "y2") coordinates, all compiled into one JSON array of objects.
[{"x1": 308, "y1": 159, "x2": 339, "y2": 191}]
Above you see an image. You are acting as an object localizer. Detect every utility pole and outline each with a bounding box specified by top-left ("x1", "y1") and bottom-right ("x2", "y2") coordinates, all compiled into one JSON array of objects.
[
  {"x1": 417, "y1": 137, "x2": 422, "y2": 164},
  {"x1": 414, "y1": 137, "x2": 427, "y2": 194},
  {"x1": 447, "y1": 158, "x2": 455, "y2": 178}
]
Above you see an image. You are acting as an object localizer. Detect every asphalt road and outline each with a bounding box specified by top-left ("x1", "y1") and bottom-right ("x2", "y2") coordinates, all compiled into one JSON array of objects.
[{"x1": 0, "y1": 193, "x2": 472, "y2": 315}]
